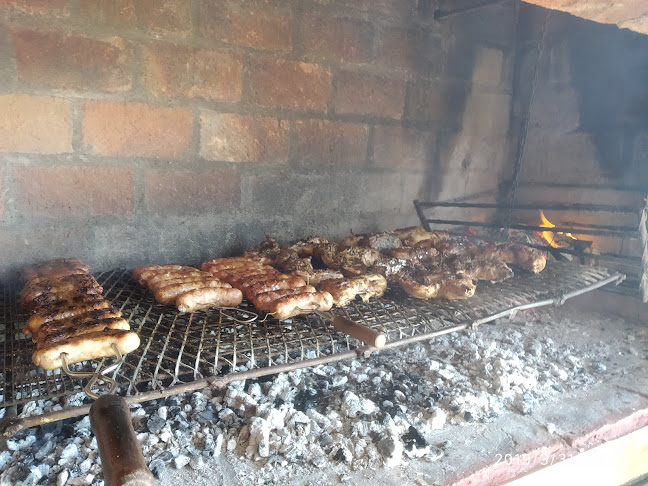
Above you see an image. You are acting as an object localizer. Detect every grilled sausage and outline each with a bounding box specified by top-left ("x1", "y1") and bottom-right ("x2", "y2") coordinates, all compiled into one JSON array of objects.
[
  {"x1": 133, "y1": 265, "x2": 189, "y2": 283},
  {"x1": 148, "y1": 276, "x2": 232, "y2": 293},
  {"x1": 155, "y1": 280, "x2": 232, "y2": 305},
  {"x1": 32, "y1": 329, "x2": 140, "y2": 370},
  {"x1": 176, "y1": 287, "x2": 244, "y2": 313},
  {"x1": 144, "y1": 270, "x2": 207, "y2": 287},
  {"x1": 264, "y1": 291, "x2": 333, "y2": 320},
  {"x1": 243, "y1": 277, "x2": 307, "y2": 301},
  {"x1": 252, "y1": 285, "x2": 316, "y2": 310}
]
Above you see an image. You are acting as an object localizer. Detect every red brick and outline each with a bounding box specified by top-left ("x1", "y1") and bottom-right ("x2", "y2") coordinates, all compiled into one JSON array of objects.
[
  {"x1": 299, "y1": 14, "x2": 372, "y2": 63},
  {"x1": 11, "y1": 30, "x2": 131, "y2": 92},
  {"x1": 200, "y1": 113, "x2": 289, "y2": 162},
  {"x1": 145, "y1": 169, "x2": 240, "y2": 215},
  {"x1": 138, "y1": 0, "x2": 191, "y2": 35},
  {"x1": 143, "y1": 43, "x2": 242, "y2": 101},
  {"x1": 0, "y1": 0, "x2": 66, "y2": 14},
  {"x1": 14, "y1": 166, "x2": 134, "y2": 217},
  {"x1": 80, "y1": 0, "x2": 191, "y2": 35},
  {"x1": 373, "y1": 126, "x2": 436, "y2": 168},
  {"x1": 294, "y1": 119, "x2": 368, "y2": 164},
  {"x1": 199, "y1": 0, "x2": 291, "y2": 51},
  {"x1": 82, "y1": 101, "x2": 193, "y2": 158},
  {"x1": 249, "y1": 59, "x2": 331, "y2": 110},
  {"x1": 79, "y1": 0, "x2": 136, "y2": 28},
  {"x1": 339, "y1": 0, "x2": 416, "y2": 18},
  {"x1": 0, "y1": 95, "x2": 72, "y2": 154},
  {"x1": 376, "y1": 28, "x2": 420, "y2": 72},
  {"x1": 334, "y1": 71, "x2": 406, "y2": 119}
]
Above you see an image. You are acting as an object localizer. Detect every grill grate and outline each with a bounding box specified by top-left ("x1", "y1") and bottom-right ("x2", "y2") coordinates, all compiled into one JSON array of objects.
[{"x1": 0, "y1": 262, "x2": 623, "y2": 432}]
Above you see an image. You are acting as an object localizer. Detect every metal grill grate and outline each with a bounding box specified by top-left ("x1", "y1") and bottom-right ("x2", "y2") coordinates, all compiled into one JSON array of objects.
[{"x1": 0, "y1": 263, "x2": 624, "y2": 433}]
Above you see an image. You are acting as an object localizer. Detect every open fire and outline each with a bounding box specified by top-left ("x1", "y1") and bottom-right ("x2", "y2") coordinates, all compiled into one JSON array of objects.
[{"x1": 538, "y1": 210, "x2": 579, "y2": 249}]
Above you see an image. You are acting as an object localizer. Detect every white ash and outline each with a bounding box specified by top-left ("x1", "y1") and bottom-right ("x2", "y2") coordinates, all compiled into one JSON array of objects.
[{"x1": 1, "y1": 306, "x2": 646, "y2": 485}]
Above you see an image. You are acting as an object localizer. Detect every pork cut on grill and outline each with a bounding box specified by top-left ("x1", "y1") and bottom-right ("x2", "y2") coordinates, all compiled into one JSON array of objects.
[{"x1": 21, "y1": 259, "x2": 139, "y2": 370}]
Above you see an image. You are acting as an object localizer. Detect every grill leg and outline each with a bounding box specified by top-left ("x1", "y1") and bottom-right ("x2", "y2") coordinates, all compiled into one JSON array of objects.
[{"x1": 90, "y1": 395, "x2": 156, "y2": 486}]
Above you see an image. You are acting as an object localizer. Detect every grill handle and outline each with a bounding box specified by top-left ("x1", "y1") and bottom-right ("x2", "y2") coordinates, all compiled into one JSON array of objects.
[
  {"x1": 90, "y1": 395, "x2": 157, "y2": 486},
  {"x1": 331, "y1": 315, "x2": 386, "y2": 348}
]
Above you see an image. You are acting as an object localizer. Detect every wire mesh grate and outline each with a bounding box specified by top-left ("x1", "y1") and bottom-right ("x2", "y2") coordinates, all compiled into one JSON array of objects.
[{"x1": 0, "y1": 262, "x2": 624, "y2": 412}]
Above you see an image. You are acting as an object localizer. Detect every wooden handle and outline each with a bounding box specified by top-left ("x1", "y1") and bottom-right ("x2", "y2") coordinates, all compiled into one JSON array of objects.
[
  {"x1": 90, "y1": 395, "x2": 157, "y2": 486},
  {"x1": 331, "y1": 316, "x2": 386, "y2": 348}
]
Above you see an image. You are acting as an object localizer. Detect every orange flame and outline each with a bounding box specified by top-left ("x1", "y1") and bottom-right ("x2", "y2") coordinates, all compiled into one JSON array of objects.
[{"x1": 539, "y1": 210, "x2": 577, "y2": 248}]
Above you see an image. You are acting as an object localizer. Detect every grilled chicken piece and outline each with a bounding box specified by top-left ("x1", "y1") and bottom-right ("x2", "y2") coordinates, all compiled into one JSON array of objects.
[
  {"x1": 418, "y1": 236, "x2": 478, "y2": 258},
  {"x1": 388, "y1": 246, "x2": 439, "y2": 262},
  {"x1": 288, "y1": 237, "x2": 330, "y2": 257},
  {"x1": 316, "y1": 243, "x2": 381, "y2": 276},
  {"x1": 340, "y1": 232, "x2": 403, "y2": 251},
  {"x1": 454, "y1": 260, "x2": 514, "y2": 282},
  {"x1": 305, "y1": 269, "x2": 345, "y2": 285},
  {"x1": 318, "y1": 274, "x2": 387, "y2": 307},
  {"x1": 32, "y1": 329, "x2": 140, "y2": 370},
  {"x1": 393, "y1": 226, "x2": 449, "y2": 246},
  {"x1": 472, "y1": 243, "x2": 546, "y2": 274},
  {"x1": 369, "y1": 257, "x2": 408, "y2": 280},
  {"x1": 395, "y1": 271, "x2": 475, "y2": 300},
  {"x1": 35, "y1": 317, "x2": 131, "y2": 348},
  {"x1": 22, "y1": 258, "x2": 90, "y2": 284}
]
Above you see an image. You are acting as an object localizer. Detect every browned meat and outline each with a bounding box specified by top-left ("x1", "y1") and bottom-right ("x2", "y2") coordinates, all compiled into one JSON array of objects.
[
  {"x1": 21, "y1": 274, "x2": 103, "y2": 311},
  {"x1": 472, "y1": 242, "x2": 546, "y2": 273},
  {"x1": 369, "y1": 257, "x2": 408, "y2": 280},
  {"x1": 22, "y1": 258, "x2": 90, "y2": 284},
  {"x1": 340, "y1": 232, "x2": 403, "y2": 251},
  {"x1": 395, "y1": 271, "x2": 475, "y2": 300},
  {"x1": 259, "y1": 291, "x2": 334, "y2": 320},
  {"x1": 133, "y1": 265, "x2": 189, "y2": 284},
  {"x1": 252, "y1": 285, "x2": 317, "y2": 309},
  {"x1": 244, "y1": 277, "x2": 307, "y2": 301},
  {"x1": 26, "y1": 297, "x2": 112, "y2": 334},
  {"x1": 34, "y1": 307, "x2": 122, "y2": 341},
  {"x1": 176, "y1": 287, "x2": 244, "y2": 313},
  {"x1": 388, "y1": 246, "x2": 439, "y2": 262},
  {"x1": 35, "y1": 317, "x2": 131, "y2": 348},
  {"x1": 32, "y1": 329, "x2": 140, "y2": 370},
  {"x1": 155, "y1": 279, "x2": 232, "y2": 305},
  {"x1": 393, "y1": 226, "x2": 449, "y2": 246},
  {"x1": 454, "y1": 260, "x2": 514, "y2": 282},
  {"x1": 316, "y1": 243, "x2": 381, "y2": 276},
  {"x1": 318, "y1": 274, "x2": 387, "y2": 307},
  {"x1": 288, "y1": 237, "x2": 330, "y2": 257},
  {"x1": 305, "y1": 269, "x2": 345, "y2": 285}
]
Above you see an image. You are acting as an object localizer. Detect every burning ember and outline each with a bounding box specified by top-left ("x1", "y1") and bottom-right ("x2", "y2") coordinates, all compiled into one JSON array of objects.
[{"x1": 539, "y1": 210, "x2": 578, "y2": 249}]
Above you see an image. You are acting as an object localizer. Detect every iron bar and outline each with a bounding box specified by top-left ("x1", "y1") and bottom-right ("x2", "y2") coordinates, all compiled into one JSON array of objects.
[
  {"x1": 517, "y1": 181, "x2": 646, "y2": 193},
  {"x1": 415, "y1": 200, "x2": 640, "y2": 214},
  {"x1": 423, "y1": 219, "x2": 638, "y2": 237}
]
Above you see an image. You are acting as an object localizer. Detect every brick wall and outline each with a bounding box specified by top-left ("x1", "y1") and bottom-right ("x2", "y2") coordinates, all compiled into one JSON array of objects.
[{"x1": 0, "y1": 0, "x2": 519, "y2": 277}]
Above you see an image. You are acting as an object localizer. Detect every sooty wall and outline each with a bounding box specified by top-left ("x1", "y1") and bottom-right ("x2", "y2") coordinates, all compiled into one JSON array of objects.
[{"x1": 0, "y1": 0, "x2": 519, "y2": 278}]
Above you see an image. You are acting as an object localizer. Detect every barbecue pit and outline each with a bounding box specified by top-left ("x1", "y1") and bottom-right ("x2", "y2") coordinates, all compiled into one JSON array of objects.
[{"x1": 1, "y1": 0, "x2": 647, "y2": 485}]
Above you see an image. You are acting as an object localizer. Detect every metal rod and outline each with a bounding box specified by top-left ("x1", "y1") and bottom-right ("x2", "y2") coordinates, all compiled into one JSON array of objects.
[
  {"x1": 424, "y1": 219, "x2": 638, "y2": 237},
  {"x1": 517, "y1": 181, "x2": 646, "y2": 193},
  {"x1": 416, "y1": 200, "x2": 640, "y2": 214},
  {"x1": 434, "y1": 0, "x2": 509, "y2": 20},
  {"x1": 505, "y1": 9, "x2": 550, "y2": 231}
]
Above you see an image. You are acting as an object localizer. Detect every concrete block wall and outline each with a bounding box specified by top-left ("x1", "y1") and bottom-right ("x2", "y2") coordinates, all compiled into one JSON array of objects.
[{"x1": 0, "y1": 0, "x2": 519, "y2": 278}]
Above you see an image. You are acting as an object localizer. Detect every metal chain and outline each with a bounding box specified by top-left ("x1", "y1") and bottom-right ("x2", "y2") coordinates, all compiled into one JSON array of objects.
[{"x1": 505, "y1": 9, "x2": 551, "y2": 233}]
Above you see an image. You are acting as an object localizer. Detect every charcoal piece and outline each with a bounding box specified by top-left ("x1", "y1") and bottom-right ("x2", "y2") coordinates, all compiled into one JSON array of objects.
[
  {"x1": 402, "y1": 425, "x2": 427, "y2": 451},
  {"x1": 147, "y1": 415, "x2": 166, "y2": 435}
]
